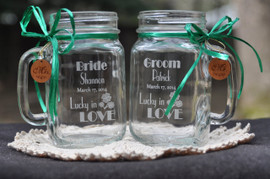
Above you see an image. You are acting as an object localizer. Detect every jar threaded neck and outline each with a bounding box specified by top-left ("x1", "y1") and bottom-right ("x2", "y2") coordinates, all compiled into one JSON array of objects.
[
  {"x1": 49, "y1": 11, "x2": 120, "y2": 34},
  {"x1": 137, "y1": 10, "x2": 206, "y2": 33}
]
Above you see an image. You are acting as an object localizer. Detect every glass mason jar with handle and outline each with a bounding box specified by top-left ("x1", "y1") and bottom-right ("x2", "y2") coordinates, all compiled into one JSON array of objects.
[
  {"x1": 129, "y1": 10, "x2": 238, "y2": 146},
  {"x1": 17, "y1": 9, "x2": 126, "y2": 148}
]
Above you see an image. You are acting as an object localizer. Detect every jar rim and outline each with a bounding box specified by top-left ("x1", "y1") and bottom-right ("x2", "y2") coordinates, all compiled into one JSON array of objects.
[
  {"x1": 50, "y1": 11, "x2": 118, "y2": 21},
  {"x1": 138, "y1": 10, "x2": 205, "y2": 19},
  {"x1": 49, "y1": 11, "x2": 119, "y2": 34},
  {"x1": 137, "y1": 10, "x2": 206, "y2": 33}
]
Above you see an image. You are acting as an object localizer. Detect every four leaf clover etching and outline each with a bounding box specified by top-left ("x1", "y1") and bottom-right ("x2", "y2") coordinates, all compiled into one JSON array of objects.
[
  {"x1": 99, "y1": 93, "x2": 115, "y2": 109},
  {"x1": 167, "y1": 91, "x2": 183, "y2": 108}
]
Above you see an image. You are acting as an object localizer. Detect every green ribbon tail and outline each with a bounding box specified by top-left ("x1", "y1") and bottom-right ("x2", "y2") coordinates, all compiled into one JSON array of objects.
[
  {"x1": 165, "y1": 50, "x2": 203, "y2": 116},
  {"x1": 228, "y1": 35, "x2": 263, "y2": 72},
  {"x1": 32, "y1": 48, "x2": 47, "y2": 113},
  {"x1": 34, "y1": 81, "x2": 47, "y2": 112},
  {"x1": 222, "y1": 40, "x2": 244, "y2": 99},
  {"x1": 48, "y1": 37, "x2": 59, "y2": 122}
]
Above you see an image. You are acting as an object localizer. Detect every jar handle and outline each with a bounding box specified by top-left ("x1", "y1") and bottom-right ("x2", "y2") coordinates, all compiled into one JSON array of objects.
[
  {"x1": 210, "y1": 53, "x2": 238, "y2": 125},
  {"x1": 17, "y1": 47, "x2": 47, "y2": 126}
]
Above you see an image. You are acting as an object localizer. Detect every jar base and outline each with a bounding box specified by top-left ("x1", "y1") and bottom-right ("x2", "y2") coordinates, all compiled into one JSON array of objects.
[
  {"x1": 49, "y1": 124, "x2": 126, "y2": 148},
  {"x1": 129, "y1": 122, "x2": 208, "y2": 147}
]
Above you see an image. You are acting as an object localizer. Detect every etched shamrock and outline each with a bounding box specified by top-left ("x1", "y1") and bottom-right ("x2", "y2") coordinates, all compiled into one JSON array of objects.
[
  {"x1": 102, "y1": 93, "x2": 112, "y2": 103},
  {"x1": 99, "y1": 93, "x2": 115, "y2": 109},
  {"x1": 167, "y1": 91, "x2": 182, "y2": 108},
  {"x1": 107, "y1": 101, "x2": 115, "y2": 109},
  {"x1": 99, "y1": 102, "x2": 105, "y2": 108}
]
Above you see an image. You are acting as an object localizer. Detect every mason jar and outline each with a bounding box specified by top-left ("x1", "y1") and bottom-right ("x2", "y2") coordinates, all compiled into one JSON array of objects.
[
  {"x1": 18, "y1": 11, "x2": 126, "y2": 148},
  {"x1": 129, "y1": 10, "x2": 238, "y2": 146}
]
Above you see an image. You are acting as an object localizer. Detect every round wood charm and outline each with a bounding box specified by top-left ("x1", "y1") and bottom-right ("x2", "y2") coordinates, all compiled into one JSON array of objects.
[
  {"x1": 30, "y1": 59, "x2": 51, "y2": 83},
  {"x1": 208, "y1": 58, "x2": 231, "y2": 80}
]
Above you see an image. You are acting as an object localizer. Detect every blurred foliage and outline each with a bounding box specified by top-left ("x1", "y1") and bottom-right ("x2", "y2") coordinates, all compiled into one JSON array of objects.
[
  {"x1": 0, "y1": 0, "x2": 229, "y2": 26},
  {"x1": 238, "y1": 92, "x2": 270, "y2": 119},
  {"x1": 0, "y1": 0, "x2": 149, "y2": 26}
]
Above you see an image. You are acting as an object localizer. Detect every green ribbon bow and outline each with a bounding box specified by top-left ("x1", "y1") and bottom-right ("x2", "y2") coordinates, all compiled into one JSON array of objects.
[
  {"x1": 140, "y1": 16, "x2": 263, "y2": 116},
  {"x1": 20, "y1": 6, "x2": 76, "y2": 122}
]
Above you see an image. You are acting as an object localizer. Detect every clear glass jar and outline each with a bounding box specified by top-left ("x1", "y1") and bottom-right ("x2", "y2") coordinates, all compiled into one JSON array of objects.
[
  {"x1": 129, "y1": 10, "x2": 238, "y2": 146},
  {"x1": 17, "y1": 11, "x2": 126, "y2": 148}
]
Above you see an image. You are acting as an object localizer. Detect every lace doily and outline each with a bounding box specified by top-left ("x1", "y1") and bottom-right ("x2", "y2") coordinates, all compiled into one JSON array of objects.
[{"x1": 8, "y1": 123, "x2": 254, "y2": 161}]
